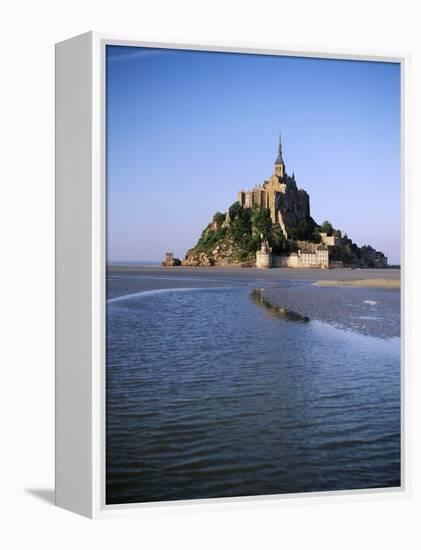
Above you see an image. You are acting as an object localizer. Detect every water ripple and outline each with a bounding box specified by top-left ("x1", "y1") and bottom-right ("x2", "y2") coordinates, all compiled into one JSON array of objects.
[{"x1": 106, "y1": 279, "x2": 401, "y2": 504}]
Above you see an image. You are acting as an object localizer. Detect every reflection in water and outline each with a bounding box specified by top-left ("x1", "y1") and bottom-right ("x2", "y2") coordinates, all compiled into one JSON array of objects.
[
  {"x1": 106, "y1": 280, "x2": 400, "y2": 505},
  {"x1": 250, "y1": 288, "x2": 310, "y2": 322}
]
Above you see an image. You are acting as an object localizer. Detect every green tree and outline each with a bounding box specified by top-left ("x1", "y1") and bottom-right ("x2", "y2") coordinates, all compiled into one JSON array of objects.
[
  {"x1": 312, "y1": 230, "x2": 322, "y2": 244},
  {"x1": 228, "y1": 206, "x2": 252, "y2": 244},
  {"x1": 212, "y1": 212, "x2": 226, "y2": 227},
  {"x1": 290, "y1": 217, "x2": 318, "y2": 241},
  {"x1": 285, "y1": 240, "x2": 298, "y2": 253},
  {"x1": 228, "y1": 201, "x2": 242, "y2": 220},
  {"x1": 251, "y1": 207, "x2": 272, "y2": 239},
  {"x1": 269, "y1": 224, "x2": 286, "y2": 253},
  {"x1": 321, "y1": 220, "x2": 334, "y2": 236}
]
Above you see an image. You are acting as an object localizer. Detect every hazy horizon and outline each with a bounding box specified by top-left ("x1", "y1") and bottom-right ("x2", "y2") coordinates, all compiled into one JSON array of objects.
[{"x1": 106, "y1": 46, "x2": 400, "y2": 264}]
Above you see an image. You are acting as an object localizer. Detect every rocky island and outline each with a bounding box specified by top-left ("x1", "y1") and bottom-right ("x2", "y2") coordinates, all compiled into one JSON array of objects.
[{"x1": 163, "y1": 136, "x2": 388, "y2": 269}]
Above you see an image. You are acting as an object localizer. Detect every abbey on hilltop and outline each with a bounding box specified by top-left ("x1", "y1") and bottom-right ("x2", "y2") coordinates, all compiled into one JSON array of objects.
[
  {"x1": 163, "y1": 135, "x2": 388, "y2": 269},
  {"x1": 237, "y1": 135, "x2": 310, "y2": 239}
]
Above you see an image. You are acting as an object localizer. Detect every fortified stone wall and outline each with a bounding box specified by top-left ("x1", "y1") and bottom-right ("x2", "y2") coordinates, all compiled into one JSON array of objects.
[
  {"x1": 255, "y1": 251, "x2": 272, "y2": 269},
  {"x1": 272, "y1": 254, "x2": 299, "y2": 268},
  {"x1": 258, "y1": 249, "x2": 329, "y2": 269}
]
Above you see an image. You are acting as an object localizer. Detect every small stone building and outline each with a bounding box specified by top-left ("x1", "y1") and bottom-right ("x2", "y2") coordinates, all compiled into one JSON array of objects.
[
  {"x1": 161, "y1": 252, "x2": 181, "y2": 267},
  {"x1": 319, "y1": 232, "x2": 339, "y2": 247}
]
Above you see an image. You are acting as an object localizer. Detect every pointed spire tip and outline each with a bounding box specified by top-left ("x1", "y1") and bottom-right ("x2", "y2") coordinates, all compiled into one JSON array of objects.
[{"x1": 275, "y1": 130, "x2": 284, "y2": 165}]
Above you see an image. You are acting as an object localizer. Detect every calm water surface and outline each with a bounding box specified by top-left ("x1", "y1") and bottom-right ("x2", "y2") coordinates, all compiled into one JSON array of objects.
[{"x1": 106, "y1": 275, "x2": 400, "y2": 504}]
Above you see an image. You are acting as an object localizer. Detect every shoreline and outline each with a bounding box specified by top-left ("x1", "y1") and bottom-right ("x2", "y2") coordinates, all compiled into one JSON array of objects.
[
  {"x1": 108, "y1": 265, "x2": 400, "y2": 283},
  {"x1": 314, "y1": 279, "x2": 400, "y2": 289}
]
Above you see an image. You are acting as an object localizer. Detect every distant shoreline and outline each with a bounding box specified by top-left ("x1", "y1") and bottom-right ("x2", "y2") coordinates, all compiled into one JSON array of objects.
[
  {"x1": 107, "y1": 265, "x2": 400, "y2": 284},
  {"x1": 314, "y1": 279, "x2": 400, "y2": 289}
]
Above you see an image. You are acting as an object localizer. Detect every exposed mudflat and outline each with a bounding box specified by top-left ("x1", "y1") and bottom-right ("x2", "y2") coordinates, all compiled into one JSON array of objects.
[
  {"x1": 315, "y1": 279, "x2": 400, "y2": 289},
  {"x1": 261, "y1": 284, "x2": 400, "y2": 339},
  {"x1": 108, "y1": 264, "x2": 400, "y2": 283}
]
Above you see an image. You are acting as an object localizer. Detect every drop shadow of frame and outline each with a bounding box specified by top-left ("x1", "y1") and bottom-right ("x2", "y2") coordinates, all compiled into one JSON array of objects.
[{"x1": 25, "y1": 488, "x2": 55, "y2": 505}]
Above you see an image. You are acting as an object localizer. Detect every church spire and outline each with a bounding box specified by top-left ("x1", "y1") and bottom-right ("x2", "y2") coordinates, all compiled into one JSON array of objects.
[
  {"x1": 274, "y1": 132, "x2": 285, "y2": 177},
  {"x1": 275, "y1": 132, "x2": 284, "y2": 165}
]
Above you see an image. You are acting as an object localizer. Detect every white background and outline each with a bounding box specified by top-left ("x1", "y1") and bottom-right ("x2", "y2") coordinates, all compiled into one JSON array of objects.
[{"x1": 0, "y1": 0, "x2": 420, "y2": 548}]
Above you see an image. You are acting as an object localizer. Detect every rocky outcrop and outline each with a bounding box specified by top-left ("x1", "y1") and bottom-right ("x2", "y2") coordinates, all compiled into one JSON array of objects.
[
  {"x1": 181, "y1": 252, "x2": 214, "y2": 267},
  {"x1": 277, "y1": 177, "x2": 310, "y2": 234},
  {"x1": 183, "y1": 237, "x2": 252, "y2": 267},
  {"x1": 329, "y1": 239, "x2": 388, "y2": 268}
]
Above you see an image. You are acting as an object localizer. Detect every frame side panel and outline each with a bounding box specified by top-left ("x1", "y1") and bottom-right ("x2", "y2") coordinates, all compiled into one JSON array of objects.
[{"x1": 55, "y1": 32, "x2": 93, "y2": 518}]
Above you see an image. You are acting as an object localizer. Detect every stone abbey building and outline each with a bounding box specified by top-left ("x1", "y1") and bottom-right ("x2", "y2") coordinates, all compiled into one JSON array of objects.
[
  {"x1": 237, "y1": 135, "x2": 329, "y2": 268},
  {"x1": 237, "y1": 135, "x2": 310, "y2": 239}
]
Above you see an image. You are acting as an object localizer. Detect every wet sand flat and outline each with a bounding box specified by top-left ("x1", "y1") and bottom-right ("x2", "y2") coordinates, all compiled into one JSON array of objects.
[
  {"x1": 315, "y1": 278, "x2": 400, "y2": 289},
  {"x1": 108, "y1": 265, "x2": 400, "y2": 284},
  {"x1": 261, "y1": 284, "x2": 400, "y2": 338}
]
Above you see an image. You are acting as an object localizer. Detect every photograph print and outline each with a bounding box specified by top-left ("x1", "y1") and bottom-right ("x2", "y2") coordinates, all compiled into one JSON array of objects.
[{"x1": 105, "y1": 45, "x2": 401, "y2": 505}]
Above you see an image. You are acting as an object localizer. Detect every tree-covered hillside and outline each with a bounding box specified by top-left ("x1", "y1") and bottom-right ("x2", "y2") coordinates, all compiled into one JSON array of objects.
[{"x1": 183, "y1": 202, "x2": 318, "y2": 266}]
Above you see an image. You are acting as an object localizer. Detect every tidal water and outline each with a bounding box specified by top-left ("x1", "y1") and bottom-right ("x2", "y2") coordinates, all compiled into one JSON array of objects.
[{"x1": 106, "y1": 275, "x2": 400, "y2": 504}]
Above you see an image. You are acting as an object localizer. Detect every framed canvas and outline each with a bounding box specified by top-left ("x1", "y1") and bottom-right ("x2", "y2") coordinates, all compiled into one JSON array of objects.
[{"x1": 55, "y1": 32, "x2": 409, "y2": 518}]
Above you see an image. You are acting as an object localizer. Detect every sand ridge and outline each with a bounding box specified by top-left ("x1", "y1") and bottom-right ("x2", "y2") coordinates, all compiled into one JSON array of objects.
[{"x1": 314, "y1": 279, "x2": 400, "y2": 289}]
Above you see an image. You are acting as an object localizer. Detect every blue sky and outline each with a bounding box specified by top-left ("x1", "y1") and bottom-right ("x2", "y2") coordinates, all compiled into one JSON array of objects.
[{"x1": 106, "y1": 46, "x2": 400, "y2": 264}]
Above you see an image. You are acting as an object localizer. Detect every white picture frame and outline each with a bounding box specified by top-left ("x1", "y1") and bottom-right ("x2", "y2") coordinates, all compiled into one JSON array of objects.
[{"x1": 55, "y1": 31, "x2": 410, "y2": 519}]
